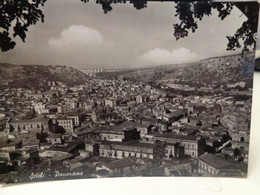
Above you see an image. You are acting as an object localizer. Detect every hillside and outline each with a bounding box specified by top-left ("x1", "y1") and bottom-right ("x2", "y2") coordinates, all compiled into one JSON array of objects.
[
  {"x1": 117, "y1": 53, "x2": 255, "y2": 87},
  {"x1": 176, "y1": 54, "x2": 255, "y2": 86},
  {"x1": 0, "y1": 63, "x2": 89, "y2": 89}
]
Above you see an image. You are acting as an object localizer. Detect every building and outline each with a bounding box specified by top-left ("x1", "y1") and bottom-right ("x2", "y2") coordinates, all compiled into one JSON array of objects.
[
  {"x1": 67, "y1": 114, "x2": 81, "y2": 127},
  {"x1": 33, "y1": 102, "x2": 49, "y2": 114},
  {"x1": 105, "y1": 99, "x2": 114, "y2": 107},
  {"x1": 153, "y1": 134, "x2": 205, "y2": 158},
  {"x1": 56, "y1": 118, "x2": 75, "y2": 134},
  {"x1": 198, "y1": 153, "x2": 242, "y2": 176},
  {"x1": 46, "y1": 134, "x2": 63, "y2": 145},
  {"x1": 0, "y1": 114, "x2": 7, "y2": 132},
  {"x1": 72, "y1": 129, "x2": 95, "y2": 140},
  {"x1": 91, "y1": 111, "x2": 118, "y2": 123},
  {"x1": 141, "y1": 117, "x2": 157, "y2": 126},
  {"x1": 84, "y1": 141, "x2": 99, "y2": 156},
  {"x1": 136, "y1": 95, "x2": 143, "y2": 104},
  {"x1": 97, "y1": 158, "x2": 137, "y2": 176},
  {"x1": 136, "y1": 124, "x2": 150, "y2": 138},
  {"x1": 96, "y1": 123, "x2": 140, "y2": 142},
  {"x1": 9, "y1": 116, "x2": 51, "y2": 133},
  {"x1": 162, "y1": 111, "x2": 185, "y2": 122},
  {"x1": 0, "y1": 151, "x2": 19, "y2": 163},
  {"x1": 156, "y1": 120, "x2": 168, "y2": 132},
  {"x1": 99, "y1": 140, "x2": 165, "y2": 160},
  {"x1": 0, "y1": 141, "x2": 22, "y2": 152},
  {"x1": 165, "y1": 143, "x2": 184, "y2": 159}
]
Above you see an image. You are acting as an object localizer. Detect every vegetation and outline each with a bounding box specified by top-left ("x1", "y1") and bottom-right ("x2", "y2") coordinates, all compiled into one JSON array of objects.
[
  {"x1": 115, "y1": 54, "x2": 254, "y2": 87},
  {"x1": 1, "y1": 1, "x2": 258, "y2": 54},
  {"x1": 0, "y1": 63, "x2": 89, "y2": 88},
  {"x1": 0, "y1": 0, "x2": 47, "y2": 52}
]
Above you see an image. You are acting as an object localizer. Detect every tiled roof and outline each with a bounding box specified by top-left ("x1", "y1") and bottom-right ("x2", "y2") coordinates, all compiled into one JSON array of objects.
[{"x1": 199, "y1": 153, "x2": 238, "y2": 170}]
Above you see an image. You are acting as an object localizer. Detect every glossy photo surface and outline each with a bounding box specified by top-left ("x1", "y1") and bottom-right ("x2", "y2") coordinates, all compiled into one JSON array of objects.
[{"x1": 0, "y1": 1, "x2": 258, "y2": 183}]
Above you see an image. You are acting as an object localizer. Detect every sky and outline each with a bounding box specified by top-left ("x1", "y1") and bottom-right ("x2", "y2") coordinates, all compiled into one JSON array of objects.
[{"x1": 0, "y1": 0, "x2": 252, "y2": 69}]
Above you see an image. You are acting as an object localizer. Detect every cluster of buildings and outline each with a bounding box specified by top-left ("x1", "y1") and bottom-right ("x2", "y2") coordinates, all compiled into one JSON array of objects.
[{"x1": 0, "y1": 71, "x2": 251, "y2": 182}]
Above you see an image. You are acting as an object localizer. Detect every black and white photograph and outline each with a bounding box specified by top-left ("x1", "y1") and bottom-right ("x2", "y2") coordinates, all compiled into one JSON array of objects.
[{"x1": 0, "y1": 0, "x2": 259, "y2": 184}]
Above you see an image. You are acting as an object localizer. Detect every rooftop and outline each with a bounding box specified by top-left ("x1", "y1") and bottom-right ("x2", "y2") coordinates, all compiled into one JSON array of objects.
[
  {"x1": 48, "y1": 142, "x2": 83, "y2": 153},
  {"x1": 10, "y1": 115, "x2": 50, "y2": 123},
  {"x1": 154, "y1": 133, "x2": 197, "y2": 141},
  {"x1": 95, "y1": 121, "x2": 138, "y2": 133},
  {"x1": 101, "y1": 140, "x2": 155, "y2": 149},
  {"x1": 102, "y1": 158, "x2": 136, "y2": 170},
  {"x1": 199, "y1": 153, "x2": 238, "y2": 170}
]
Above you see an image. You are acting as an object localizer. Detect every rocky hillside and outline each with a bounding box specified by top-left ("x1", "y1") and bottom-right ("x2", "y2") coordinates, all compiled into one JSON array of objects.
[
  {"x1": 0, "y1": 63, "x2": 89, "y2": 89},
  {"x1": 176, "y1": 53, "x2": 255, "y2": 86},
  {"x1": 118, "y1": 53, "x2": 255, "y2": 87}
]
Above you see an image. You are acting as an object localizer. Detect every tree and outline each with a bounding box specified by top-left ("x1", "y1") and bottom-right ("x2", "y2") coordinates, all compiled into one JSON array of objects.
[
  {"x1": 173, "y1": 1, "x2": 258, "y2": 54},
  {"x1": 0, "y1": 0, "x2": 258, "y2": 53},
  {"x1": 80, "y1": 1, "x2": 258, "y2": 53},
  {"x1": 0, "y1": 0, "x2": 47, "y2": 52},
  {"x1": 238, "y1": 156, "x2": 244, "y2": 163},
  {"x1": 234, "y1": 148, "x2": 240, "y2": 158}
]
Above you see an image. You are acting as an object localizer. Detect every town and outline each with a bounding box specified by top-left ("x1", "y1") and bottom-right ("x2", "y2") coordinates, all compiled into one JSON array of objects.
[{"x1": 0, "y1": 54, "x2": 253, "y2": 183}]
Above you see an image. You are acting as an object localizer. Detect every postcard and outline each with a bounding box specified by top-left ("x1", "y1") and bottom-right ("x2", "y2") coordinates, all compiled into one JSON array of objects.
[{"x1": 0, "y1": 0, "x2": 258, "y2": 183}]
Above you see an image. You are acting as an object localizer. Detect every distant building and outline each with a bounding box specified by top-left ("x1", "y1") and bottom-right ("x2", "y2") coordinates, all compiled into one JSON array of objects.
[
  {"x1": 67, "y1": 114, "x2": 81, "y2": 127},
  {"x1": 56, "y1": 118, "x2": 75, "y2": 134},
  {"x1": 9, "y1": 116, "x2": 51, "y2": 133},
  {"x1": 105, "y1": 99, "x2": 114, "y2": 107},
  {"x1": 162, "y1": 111, "x2": 185, "y2": 122},
  {"x1": 141, "y1": 117, "x2": 157, "y2": 126},
  {"x1": 156, "y1": 120, "x2": 168, "y2": 132},
  {"x1": 0, "y1": 114, "x2": 7, "y2": 132},
  {"x1": 46, "y1": 134, "x2": 63, "y2": 145},
  {"x1": 91, "y1": 111, "x2": 118, "y2": 123},
  {"x1": 165, "y1": 143, "x2": 184, "y2": 159},
  {"x1": 136, "y1": 95, "x2": 143, "y2": 104},
  {"x1": 33, "y1": 102, "x2": 50, "y2": 114},
  {"x1": 0, "y1": 141, "x2": 22, "y2": 152},
  {"x1": 0, "y1": 151, "x2": 19, "y2": 163},
  {"x1": 136, "y1": 124, "x2": 150, "y2": 138},
  {"x1": 96, "y1": 124, "x2": 139, "y2": 142}
]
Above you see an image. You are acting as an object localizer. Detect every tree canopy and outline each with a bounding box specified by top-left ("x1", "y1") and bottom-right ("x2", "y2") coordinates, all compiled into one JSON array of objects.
[
  {"x1": 172, "y1": 1, "x2": 258, "y2": 54},
  {"x1": 0, "y1": 0, "x2": 47, "y2": 52},
  {"x1": 0, "y1": 0, "x2": 258, "y2": 53}
]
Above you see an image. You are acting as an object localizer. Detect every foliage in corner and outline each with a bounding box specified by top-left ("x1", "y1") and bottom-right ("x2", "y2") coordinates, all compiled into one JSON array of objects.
[
  {"x1": 173, "y1": 1, "x2": 258, "y2": 53},
  {"x1": 0, "y1": 0, "x2": 258, "y2": 54},
  {"x1": 0, "y1": 0, "x2": 47, "y2": 52}
]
